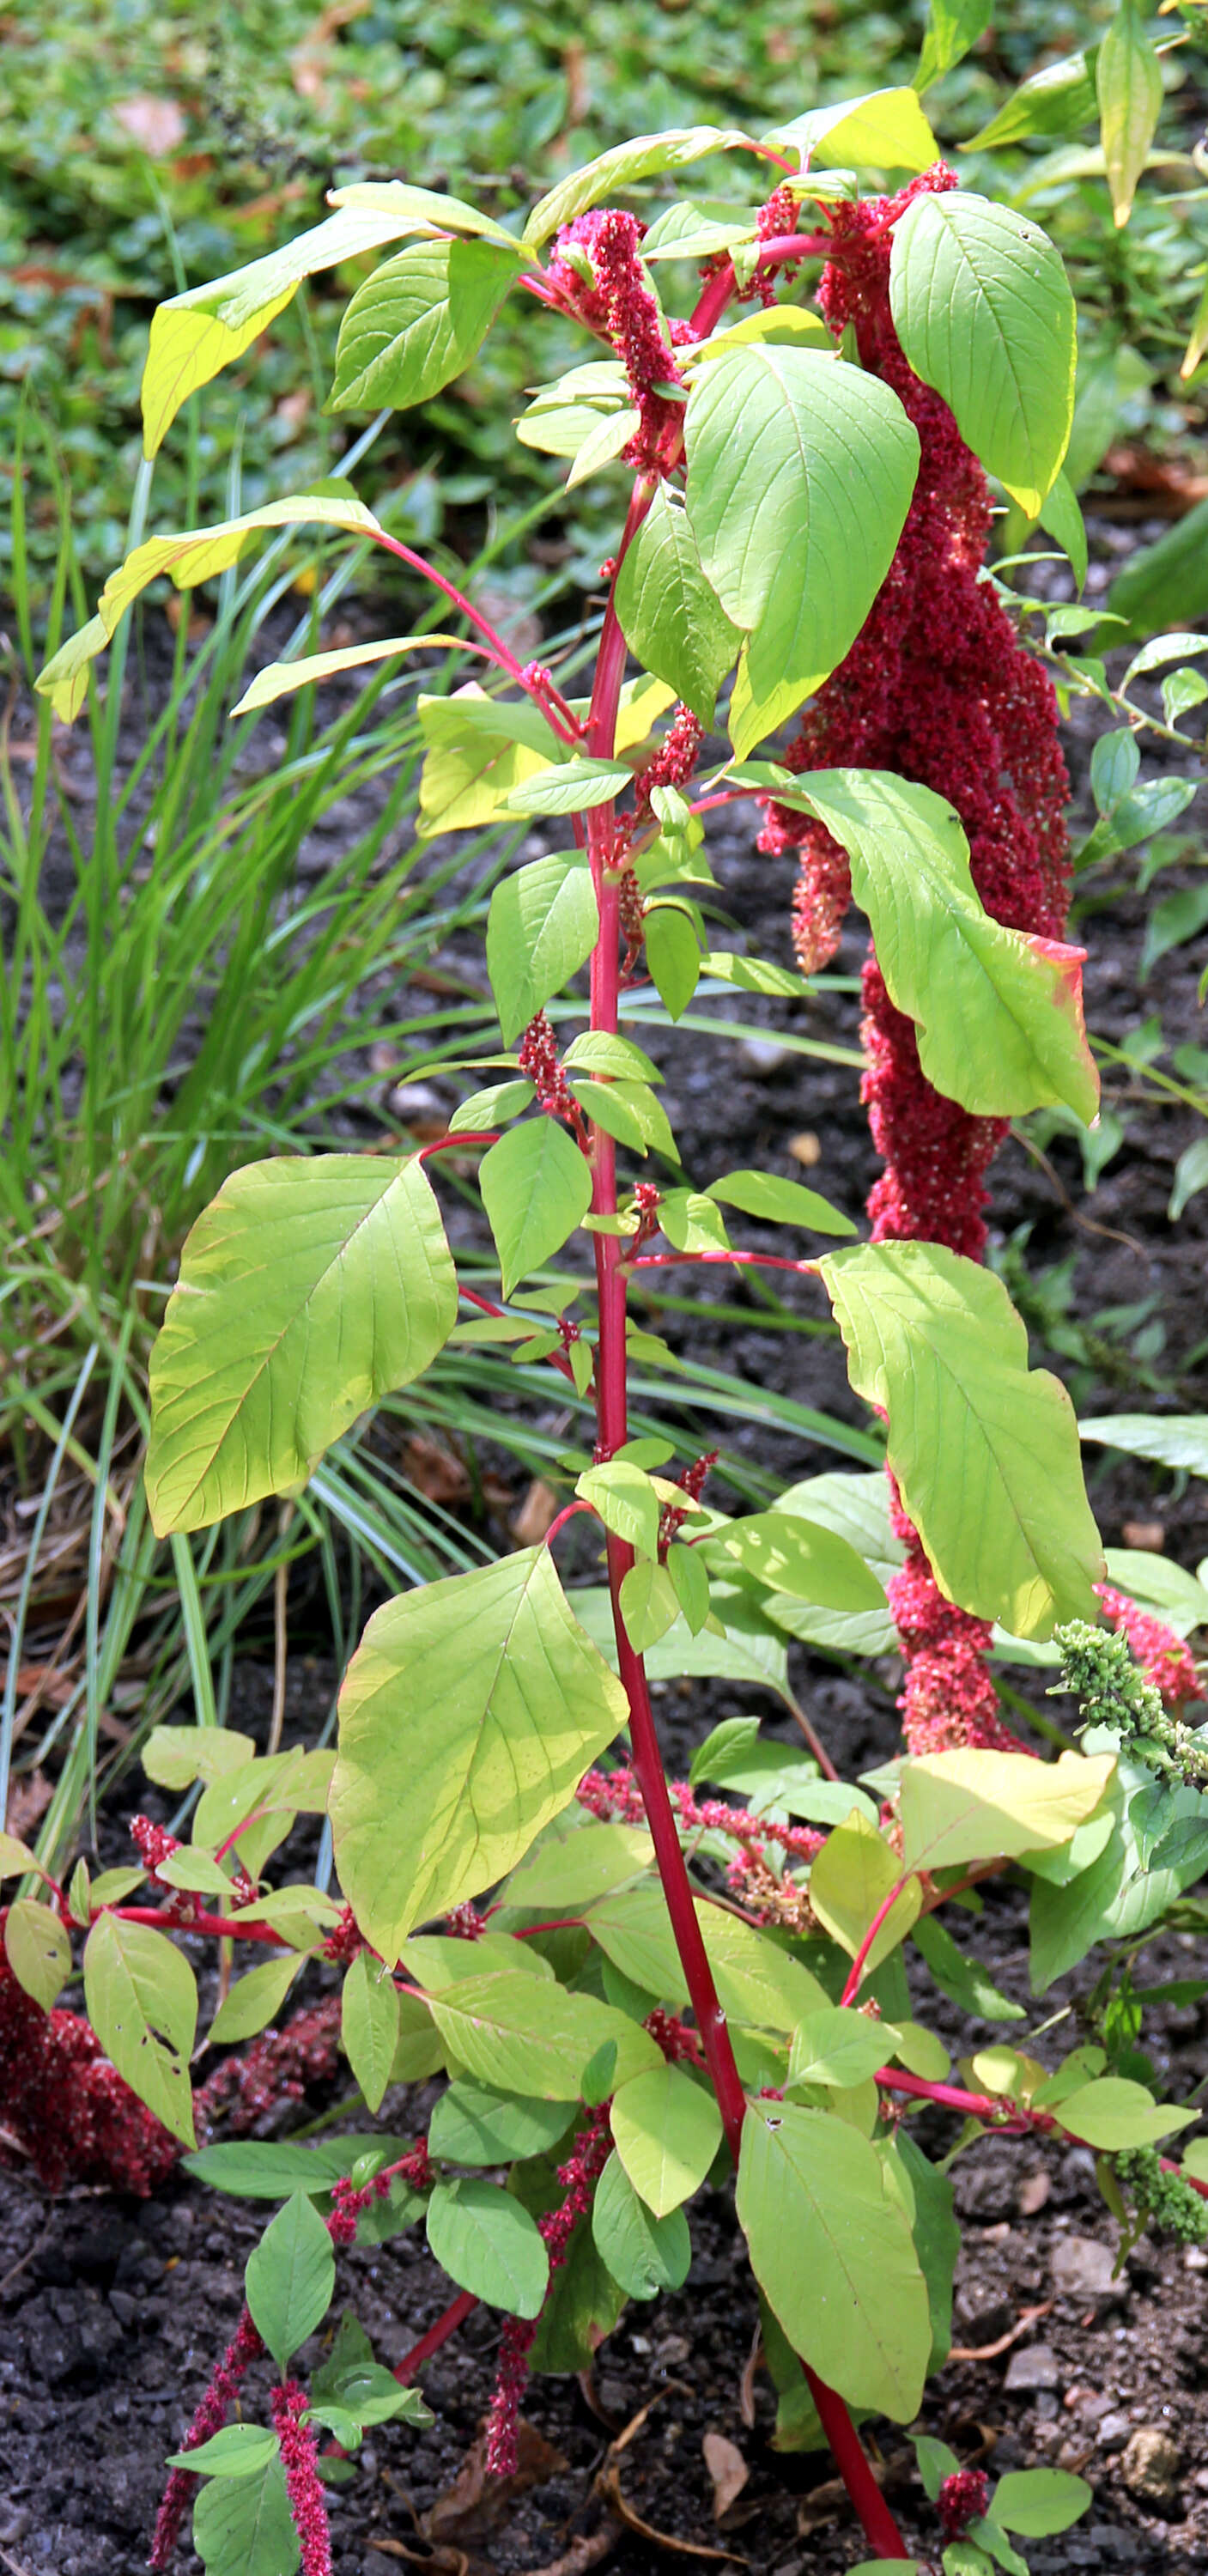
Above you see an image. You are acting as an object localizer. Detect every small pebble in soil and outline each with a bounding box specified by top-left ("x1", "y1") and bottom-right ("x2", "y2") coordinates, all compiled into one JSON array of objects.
[
  {"x1": 1049, "y1": 2235, "x2": 1128, "y2": 2310},
  {"x1": 1004, "y1": 2342, "x2": 1060, "y2": 2391},
  {"x1": 1120, "y1": 2424, "x2": 1183, "y2": 2508}
]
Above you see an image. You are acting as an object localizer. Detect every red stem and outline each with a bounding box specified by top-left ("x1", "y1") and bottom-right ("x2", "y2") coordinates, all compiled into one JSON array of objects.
[
  {"x1": 393, "y1": 2288, "x2": 478, "y2": 2384},
  {"x1": 543, "y1": 1501, "x2": 597, "y2": 1548},
  {"x1": 633, "y1": 1249, "x2": 815, "y2": 1278},
  {"x1": 840, "y1": 1877, "x2": 914, "y2": 2008},
  {"x1": 367, "y1": 531, "x2": 582, "y2": 742}
]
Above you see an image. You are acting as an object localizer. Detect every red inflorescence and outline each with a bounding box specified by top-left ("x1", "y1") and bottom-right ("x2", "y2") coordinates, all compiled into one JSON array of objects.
[
  {"x1": 271, "y1": 2380, "x2": 334, "y2": 2576},
  {"x1": 763, "y1": 167, "x2": 1072, "y2": 1753},
  {"x1": 1096, "y1": 1584, "x2": 1205, "y2": 1710},
  {"x1": 192, "y1": 1995, "x2": 342, "y2": 2139},
  {"x1": 546, "y1": 209, "x2": 683, "y2": 471},
  {"x1": 0, "y1": 1925, "x2": 179, "y2": 2196},
  {"x1": 149, "y1": 2307, "x2": 266, "y2": 2569},
  {"x1": 130, "y1": 1814, "x2": 183, "y2": 1880},
  {"x1": 938, "y1": 2466, "x2": 991, "y2": 2543},
  {"x1": 519, "y1": 1009, "x2": 576, "y2": 1121},
  {"x1": 483, "y1": 2105, "x2": 614, "y2": 2476}
]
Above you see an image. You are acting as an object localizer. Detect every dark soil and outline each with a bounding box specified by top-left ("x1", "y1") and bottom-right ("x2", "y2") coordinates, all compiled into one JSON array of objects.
[{"x1": 3, "y1": 523, "x2": 1207, "y2": 2573}]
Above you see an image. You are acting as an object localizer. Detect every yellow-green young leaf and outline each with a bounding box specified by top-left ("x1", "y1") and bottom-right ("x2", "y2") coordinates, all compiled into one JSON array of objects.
[
  {"x1": 331, "y1": 237, "x2": 524, "y2": 412},
  {"x1": 610, "y1": 2065, "x2": 723, "y2": 2215},
  {"x1": 82, "y1": 1916, "x2": 197, "y2": 2146},
  {"x1": 232, "y1": 632, "x2": 469, "y2": 715},
  {"x1": 341, "y1": 1952, "x2": 401, "y2": 2112},
  {"x1": 771, "y1": 770, "x2": 1099, "y2": 1123},
  {"x1": 35, "y1": 496, "x2": 386, "y2": 723},
  {"x1": 416, "y1": 689, "x2": 568, "y2": 835},
  {"x1": 914, "y1": 0, "x2": 993, "y2": 90},
  {"x1": 142, "y1": 1724, "x2": 257, "y2": 1789},
  {"x1": 789, "y1": 2006, "x2": 904, "y2": 2091},
  {"x1": 0, "y1": 1832, "x2": 42, "y2": 1882},
  {"x1": 592, "y1": 2151, "x2": 692, "y2": 2298},
  {"x1": 698, "y1": 1905, "x2": 829, "y2": 2032},
  {"x1": 426, "y1": 1970, "x2": 663, "y2": 2097},
  {"x1": 737, "y1": 2102, "x2": 931, "y2": 2419},
  {"x1": 3, "y1": 1899, "x2": 72, "y2": 2010},
  {"x1": 327, "y1": 179, "x2": 527, "y2": 252},
  {"x1": 1096, "y1": 3, "x2": 1164, "y2": 228},
  {"x1": 391, "y1": 1986, "x2": 447, "y2": 2082},
  {"x1": 614, "y1": 484, "x2": 743, "y2": 727},
  {"x1": 1055, "y1": 2075, "x2": 1198, "y2": 2152},
  {"x1": 208, "y1": 1951, "x2": 307, "y2": 2046},
  {"x1": 576, "y1": 1461, "x2": 662, "y2": 1560},
  {"x1": 889, "y1": 192, "x2": 1076, "y2": 514},
  {"x1": 619, "y1": 1559, "x2": 682, "y2": 1653},
  {"x1": 993, "y1": 2469, "x2": 1093, "y2": 2539},
  {"x1": 524, "y1": 127, "x2": 750, "y2": 246},
  {"x1": 763, "y1": 88, "x2": 940, "y2": 173},
  {"x1": 331, "y1": 1549, "x2": 628, "y2": 1959},
  {"x1": 807, "y1": 1816, "x2": 921, "y2": 1968},
  {"x1": 145, "y1": 1154, "x2": 456, "y2": 1536},
  {"x1": 901, "y1": 1747, "x2": 1116, "y2": 1874},
  {"x1": 704, "y1": 1169, "x2": 856, "y2": 1236},
  {"x1": 505, "y1": 1820, "x2": 654, "y2": 1911},
  {"x1": 480, "y1": 1121, "x2": 593, "y2": 1296},
  {"x1": 707, "y1": 1511, "x2": 887, "y2": 1613},
  {"x1": 819, "y1": 1241, "x2": 1105, "y2": 1638},
  {"x1": 486, "y1": 854, "x2": 599, "y2": 1046}
]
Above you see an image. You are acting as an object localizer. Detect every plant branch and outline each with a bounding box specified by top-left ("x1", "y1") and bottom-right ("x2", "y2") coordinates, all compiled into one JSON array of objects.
[{"x1": 840, "y1": 1877, "x2": 915, "y2": 2008}]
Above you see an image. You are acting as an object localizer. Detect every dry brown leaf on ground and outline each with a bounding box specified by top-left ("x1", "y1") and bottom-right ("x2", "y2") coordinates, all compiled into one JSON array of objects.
[
  {"x1": 4, "y1": 1771, "x2": 52, "y2": 1840},
  {"x1": 425, "y1": 2420, "x2": 568, "y2": 2543},
  {"x1": 702, "y1": 2432, "x2": 750, "y2": 2520},
  {"x1": 520, "y1": 2524, "x2": 622, "y2": 2576},
  {"x1": 513, "y1": 1479, "x2": 563, "y2": 1545},
  {"x1": 367, "y1": 2540, "x2": 469, "y2": 2574}
]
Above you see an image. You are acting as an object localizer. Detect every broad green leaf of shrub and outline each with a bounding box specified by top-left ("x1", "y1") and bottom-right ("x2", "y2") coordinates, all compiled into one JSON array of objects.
[
  {"x1": 35, "y1": 495, "x2": 387, "y2": 722},
  {"x1": 425, "y1": 1971, "x2": 662, "y2": 2097},
  {"x1": 524, "y1": 128, "x2": 751, "y2": 246},
  {"x1": 614, "y1": 485, "x2": 743, "y2": 726},
  {"x1": 819, "y1": 1241, "x2": 1105, "y2": 1637},
  {"x1": 480, "y1": 1120, "x2": 593, "y2": 1294},
  {"x1": 245, "y1": 2191, "x2": 336, "y2": 2371},
  {"x1": 706, "y1": 1510, "x2": 887, "y2": 1612},
  {"x1": 737, "y1": 2103, "x2": 931, "y2": 2420},
  {"x1": 82, "y1": 1915, "x2": 197, "y2": 2147},
  {"x1": 592, "y1": 2152, "x2": 692, "y2": 2298},
  {"x1": 911, "y1": 1915, "x2": 1025, "y2": 2022},
  {"x1": 166, "y1": 2427, "x2": 279, "y2": 2481},
  {"x1": 610, "y1": 2065, "x2": 723, "y2": 2215},
  {"x1": 753, "y1": 769, "x2": 1099, "y2": 1122},
  {"x1": 1081, "y1": 1414, "x2": 1208, "y2": 1478},
  {"x1": 993, "y1": 2469, "x2": 1093, "y2": 2537},
  {"x1": 331, "y1": 1549, "x2": 627, "y2": 1958},
  {"x1": 789, "y1": 2007, "x2": 902, "y2": 2090},
  {"x1": 808, "y1": 1815, "x2": 921, "y2": 1967},
  {"x1": 487, "y1": 855, "x2": 599, "y2": 1044},
  {"x1": 428, "y1": 2081, "x2": 575, "y2": 2166},
  {"x1": 331, "y1": 237, "x2": 525, "y2": 413},
  {"x1": 145, "y1": 1155, "x2": 457, "y2": 1535},
  {"x1": 914, "y1": 0, "x2": 993, "y2": 90},
  {"x1": 3, "y1": 1900, "x2": 72, "y2": 2012},
  {"x1": 207, "y1": 1953, "x2": 306, "y2": 2048},
  {"x1": 704, "y1": 1170, "x2": 856, "y2": 1236},
  {"x1": 1054, "y1": 2075, "x2": 1198, "y2": 2151},
  {"x1": 763, "y1": 88, "x2": 939, "y2": 173},
  {"x1": 889, "y1": 192, "x2": 1075, "y2": 513},
  {"x1": 503, "y1": 1820, "x2": 654, "y2": 1911},
  {"x1": 191, "y1": 2454, "x2": 297, "y2": 2576},
  {"x1": 900, "y1": 1748, "x2": 1116, "y2": 1873},
  {"x1": 684, "y1": 349, "x2": 919, "y2": 751},
  {"x1": 232, "y1": 632, "x2": 469, "y2": 714},
  {"x1": 341, "y1": 1953, "x2": 402, "y2": 2113},
  {"x1": 968, "y1": 50, "x2": 1097, "y2": 149},
  {"x1": 1096, "y1": 3, "x2": 1163, "y2": 228},
  {"x1": 426, "y1": 2178, "x2": 549, "y2": 2315}
]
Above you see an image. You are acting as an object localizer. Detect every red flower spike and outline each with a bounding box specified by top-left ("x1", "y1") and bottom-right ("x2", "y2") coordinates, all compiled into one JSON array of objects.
[
  {"x1": 483, "y1": 2106, "x2": 613, "y2": 2476},
  {"x1": 0, "y1": 1928, "x2": 179, "y2": 2197},
  {"x1": 149, "y1": 2308, "x2": 266, "y2": 2569},
  {"x1": 938, "y1": 2466, "x2": 991, "y2": 2543},
  {"x1": 766, "y1": 166, "x2": 1073, "y2": 1754},
  {"x1": 547, "y1": 210, "x2": 684, "y2": 472},
  {"x1": 271, "y1": 2381, "x2": 333, "y2": 2576}
]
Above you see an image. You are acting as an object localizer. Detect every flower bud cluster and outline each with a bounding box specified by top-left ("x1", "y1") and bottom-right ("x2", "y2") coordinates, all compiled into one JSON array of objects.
[{"x1": 1115, "y1": 2145, "x2": 1208, "y2": 2245}]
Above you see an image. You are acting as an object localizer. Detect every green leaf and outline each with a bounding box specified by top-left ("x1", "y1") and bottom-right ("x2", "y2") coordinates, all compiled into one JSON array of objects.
[
  {"x1": 737, "y1": 2103, "x2": 931, "y2": 2419},
  {"x1": 1036, "y1": 471, "x2": 1089, "y2": 592},
  {"x1": 563, "y1": 1031, "x2": 664, "y2": 1084},
  {"x1": 82, "y1": 1915, "x2": 196, "y2": 2146},
  {"x1": 245, "y1": 2191, "x2": 335, "y2": 2372},
  {"x1": 610, "y1": 2065, "x2": 723, "y2": 2215},
  {"x1": 685, "y1": 351, "x2": 919, "y2": 753},
  {"x1": 911, "y1": 1914, "x2": 1025, "y2": 2022},
  {"x1": 36, "y1": 496, "x2": 389, "y2": 724},
  {"x1": 487, "y1": 855, "x2": 599, "y2": 1046},
  {"x1": 449, "y1": 1079, "x2": 535, "y2": 1134},
  {"x1": 969, "y1": 49, "x2": 1096, "y2": 149},
  {"x1": 889, "y1": 192, "x2": 1075, "y2": 513},
  {"x1": 504, "y1": 1820, "x2": 653, "y2": 1911},
  {"x1": 416, "y1": 690, "x2": 566, "y2": 835},
  {"x1": 505, "y1": 757, "x2": 634, "y2": 816},
  {"x1": 667, "y1": 1542, "x2": 711, "y2": 1635},
  {"x1": 331, "y1": 237, "x2": 523, "y2": 411},
  {"x1": 328, "y1": 179, "x2": 527, "y2": 250},
  {"x1": 645, "y1": 906, "x2": 701, "y2": 1021},
  {"x1": 530, "y1": 2213, "x2": 628, "y2": 2371},
  {"x1": 592, "y1": 2150, "x2": 692, "y2": 2297},
  {"x1": 1096, "y1": 3, "x2": 1163, "y2": 228},
  {"x1": 524, "y1": 128, "x2": 750, "y2": 246},
  {"x1": 901, "y1": 1748, "x2": 1115, "y2": 1874},
  {"x1": 707, "y1": 1510, "x2": 887, "y2": 1612},
  {"x1": 1055, "y1": 2076, "x2": 1198, "y2": 2151},
  {"x1": 1082, "y1": 1413, "x2": 1208, "y2": 1479},
  {"x1": 479, "y1": 1121, "x2": 592, "y2": 1296},
  {"x1": 145, "y1": 1155, "x2": 457, "y2": 1536},
  {"x1": 619, "y1": 1559, "x2": 682, "y2": 1651},
  {"x1": 331, "y1": 1548, "x2": 627, "y2": 1959},
  {"x1": 570, "y1": 1078, "x2": 661, "y2": 1155},
  {"x1": 614, "y1": 486, "x2": 742, "y2": 726},
  {"x1": 208, "y1": 1952, "x2": 306, "y2": 2046},
  {"x1": 570, "y1": 1581, "x2": 792, "y2": 1707},
  {"x1": 428, "y1": 1971, "x2": 662, "y2": 2097},
  {"x1": 166, "y1": 2427, "x2": 280, "y2": 2479},
  {"x1": 191, "y1": 2455, "x2": 297, "y2": 2576},
  {"x1": 428, "y1": 2081, "x2": 575, "y2": 2166},
  {"x1": 3, "y1": 1900, "x2": 72, "y2": 2011},
  {"x1": 1104, "y1": 495, "x2": 1208, "y2": 644},
  {"x1": 764, "y1": 88, "x2": 940, "y2": 173},
  {"x1": 992, "y1": 2469, "x2": 1092, "y2": 2538},
  {"x1": 819, "y1": 1240, "x2": 1105, "y2": 1638},
  {"x1": 764, "y1": 769, "x2": 1098, "y2": 1122},
  {"x1": 0, "y1": 1832, "x2": 42, "y2": 1882},
  {"x1": 895, "y1": 2130, "x2": 960, "y2": 2369},
  {"x1": 789, "y1": 2006, "x2": 900, "y2": 2090},
  {"x1": 576, "y1": 1460, "x2": 662, "y2": 1560},
  {"x1": 914, "y1": 0, "x2": 993, "y2": 90},
  {"x1": 341, "y1": 1953, "x2": 401, "y2": 2113},
  {"x1": 704, "y1": 1170, "x2": 856, "y2": 1236},
  {"x1": 231, "y1": 632, "x2": 469, "y2": 715},
  {"x1": 426, "y1": 2177, "x2": 549, "y2": 2315},
  {"x1": 183, "y1": 2137, "x2": 404, "y2": 2200},
  {"x1": 808, "y1": 1816, "x2": 921, "y2": 1968}
]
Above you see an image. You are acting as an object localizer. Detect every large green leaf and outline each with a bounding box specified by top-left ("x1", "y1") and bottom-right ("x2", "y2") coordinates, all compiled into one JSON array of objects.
[
  {"x1": 901, "y1": 1748, "x2": 1115, "y2": 1874},
  {"x1": 426, "y1": 2178, "x2": 549, "y2": 2314},
  {"x1": 1080, "y1": 1413, "x2": 1208, "y2": 1478},
  {"x1": 82, "y1": 1916, "x2": 196, "y2": 2146},
  {"x1": 749, "y1": 769, "x2": 1098, "y2": 1122},
  {"x1": 1096, "y1": 2, "x2": 1163, "y2": 228},
  {"x1": 191, "y1": 2455, "x2": 297, "y2": 2576},
  {"x1": 245, "y1": 2191, "x2": 335, "y2": 2371},
  {"x1": 737, "y1": 2103, "x2": 931, "y2": 2420},
  {"x1": 524, "y1": 128, "x2": 749, "y2": 246},
  {"x1": 763, "y1": 88, "x2": 939, "y2": 172},
  {"x1": 416, "y1": 686, "x2": 568, "y2": 835},
  {"x1": 705, "y1": 1510, "x2": 887, "y2": 1612},
  {"x1": 888, "y1": 191, "x2": 1075, "y2": 514},
  {"x1": 3, "y1": 1900, "x2": 72, "y2": 2012},
  {"x1": 1054, "y1": 2076, "x2": 1196, "y2": 2151},
  {"x1": 331, "y1": 1549, "x2": 627, "y2": 1958},
  {"x1": 614, "y1": 485, "x2": 742, "y2": 726},
  {"x1": 479, "y1": 1120, "x2": 593, "y2": 1294},
  {"x1": 685, "y1": 350, "x2": 919, "y2": 754},
  {"x1": 232, "y1": 631, "x2": 468, "y2": 716},
  {"x1": 968, "y1": 50, "x2": 1096, "y2": 150},
  {"x1": 819, "y1": 1242, "x2": 1104, "y2": 1638},
  {"x1": 145, "y1": 1155, "x2": 457, "y2": 1536},
  {"x1": 592, "y1": 2152, "x2": 692, "y2": 2298},
  {"x1": 331, "y1": 237, "x2": 524, "y2": 411},
  {"x1": 428, "y1": 2081, "x2": 576, "y2": 2166},
  {"x1": 487, "y1": 856, "x2": 599, "y2": 1046},
  {"x1": 914, "y1": 0, "x2": 993, "y2": 90},
  {"x1": 426, "y1": 1970, "x2": 662, "y2": 2096},
  {"x1": 610, "y1": 2066, "x2": 723, "y2": 2215}
]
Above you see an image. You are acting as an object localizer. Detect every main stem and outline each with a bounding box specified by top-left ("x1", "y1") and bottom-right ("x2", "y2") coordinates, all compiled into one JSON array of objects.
[{"x1": 581, "y1": 486, "x2": 907, "y2": 2563}]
